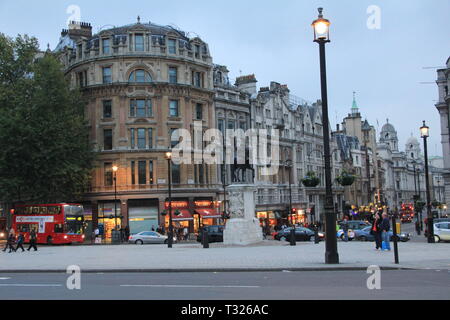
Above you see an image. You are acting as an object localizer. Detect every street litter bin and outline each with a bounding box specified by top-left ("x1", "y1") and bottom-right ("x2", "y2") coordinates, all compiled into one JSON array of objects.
[{"x1": 111, "y1": 230, "x2": 121, "y2": 244}]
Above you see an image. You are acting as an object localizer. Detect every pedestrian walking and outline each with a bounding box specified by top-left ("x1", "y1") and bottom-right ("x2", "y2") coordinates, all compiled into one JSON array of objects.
[
  {"x1": 2, "y1": 233, "x2": 15, "y2": 253},
  {"x1": 183, "y1": 227, "x2": 189, "y2": 241},
  {"x1": 380, "y1": 213, "x2": 391, "y2": 251},
  {"x1": 27, "y1": 230, "x2": 38, "y2": 251},
  {"x1": 371, "y1": 213, "x2": 382, "y2": 250},
  {"x1": 342, "y1": 217, "x2": 349, "y2": 242},
  {"x1": 15, "y1": 233, "x2": 25, "y2": 252}
]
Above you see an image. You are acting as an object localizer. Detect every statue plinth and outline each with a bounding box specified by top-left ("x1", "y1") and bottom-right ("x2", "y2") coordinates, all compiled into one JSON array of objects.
[{"x1": 223, "y1": 184, "x2": 263, "y2": 245}]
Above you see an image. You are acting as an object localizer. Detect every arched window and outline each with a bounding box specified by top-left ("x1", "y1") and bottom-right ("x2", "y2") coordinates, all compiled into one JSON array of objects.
[{"x1": 128, "y1": 69, "x2": 152, "y2": 83}]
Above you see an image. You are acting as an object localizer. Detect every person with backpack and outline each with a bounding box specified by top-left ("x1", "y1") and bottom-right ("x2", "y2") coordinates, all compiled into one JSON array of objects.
[
  {"x1": 15, "y1": 233, "x2": 25, "y2": 252},
  {"x1": 27, "y1": 230, "x2": 38, "y2": 251},
  {"x1": 380, "y1": 213, "x2": 391, "y2": 251}
]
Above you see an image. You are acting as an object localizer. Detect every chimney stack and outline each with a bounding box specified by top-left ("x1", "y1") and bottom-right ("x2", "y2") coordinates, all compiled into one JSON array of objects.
[{"x1": 235, "y1": 74, "x2": 257, "y2": 95}]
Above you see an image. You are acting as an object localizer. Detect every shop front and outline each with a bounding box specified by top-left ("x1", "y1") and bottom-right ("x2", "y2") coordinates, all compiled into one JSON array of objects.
[
  {"x1": 128, "y1": 199, "x2": 159, "y2": 235},
  {"x1": 164, "y1": 200, "x2": 193, "y2": 233},
  {"x1": 288, "y1": 209, "x2": 307, "y2": 225},
  {"x1": 193, "y1": 200, "x2": 222, "y2": 230},
  {"x1": 257, "y1": 211, "x2": 278, "y2": 229},
  {"x1": 98, "y1": 202, "x2": 121, "y2": 240}
]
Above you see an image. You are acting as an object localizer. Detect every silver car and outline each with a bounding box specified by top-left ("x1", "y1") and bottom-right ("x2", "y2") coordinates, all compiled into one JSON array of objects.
[
  {"x1": 129, "y1": 231, "x2": 177, "y2": 245},
  {"x1": 434, "y1": 223, "x2": 450, "y2": 242}
]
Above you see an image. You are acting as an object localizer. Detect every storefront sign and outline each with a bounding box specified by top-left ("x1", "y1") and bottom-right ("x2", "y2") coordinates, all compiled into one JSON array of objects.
[{"x1": 165, "y1": 201, "x2": 189, "y2": 209}]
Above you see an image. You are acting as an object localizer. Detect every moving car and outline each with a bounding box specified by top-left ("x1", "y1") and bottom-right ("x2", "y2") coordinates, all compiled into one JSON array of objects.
[
  {"x1": 197, "y1": 225, "x2": 225, "y2": 243},
  {"x1": 424, "y1": 218, "x2": 450, "y2": 238},
  {"x1": 129, "y1": 231, "x2": 177, "y2": 245},
  {"x1": 354, "y1": 226, "x2": 410, "y2": 242},
  {"x1": 433, "y1": 222, "x2": 450, "y2": 242},
  {"x1": 273, "y1": 227, "x2": 324, "y2": 242}
]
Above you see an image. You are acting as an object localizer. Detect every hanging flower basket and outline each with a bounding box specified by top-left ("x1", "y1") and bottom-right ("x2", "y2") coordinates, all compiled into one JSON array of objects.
[
  {"x1": 336, "y1": 171, "x2": 356, "y2": 186},
  {"x1": 302, "y1": 171, "x2": 320, "y2": 188}
]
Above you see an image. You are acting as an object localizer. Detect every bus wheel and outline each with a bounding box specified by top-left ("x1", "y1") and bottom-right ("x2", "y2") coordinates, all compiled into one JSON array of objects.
[{"x1": 47, "y1": 236, "x2": 53, "y2": 245}]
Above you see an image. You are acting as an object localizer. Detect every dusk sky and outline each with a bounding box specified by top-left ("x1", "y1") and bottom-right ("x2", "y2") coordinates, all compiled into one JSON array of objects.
[{"x1": 1, "y1": 0, "x2": 448, "y2": 156}]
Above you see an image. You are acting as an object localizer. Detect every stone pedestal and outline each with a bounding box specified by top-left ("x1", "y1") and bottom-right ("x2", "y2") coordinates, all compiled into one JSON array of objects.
[{"x1": 223, "y1": 184, "x2": 263, "y2": 245}]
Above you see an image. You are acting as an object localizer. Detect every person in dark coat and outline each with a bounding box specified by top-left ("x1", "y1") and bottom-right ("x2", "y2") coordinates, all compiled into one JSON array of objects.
[
  {"x1": 15, "y1": 233, "x2": 25, "y2": 252},
  {"x1": 371, "y1": 213, "x2": 383, "y2": 250},
  {"x1": 3, "y1": 233, "x2": 15, "y2": 253},
  {"x1": 27, "y1": 230, "x2": 38, "y2": 251},
  {"x1": 124, "y1": 226, "x2": 130, "y2": 241}
]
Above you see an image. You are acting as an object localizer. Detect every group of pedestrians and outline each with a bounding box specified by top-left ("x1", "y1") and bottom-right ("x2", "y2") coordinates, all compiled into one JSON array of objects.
[
  {"x1": 370, "y1": 212, "x2": 392, "y2": 251},
  {"x1": 2, "y1": 229, "x2": 38, "y2": 253}
]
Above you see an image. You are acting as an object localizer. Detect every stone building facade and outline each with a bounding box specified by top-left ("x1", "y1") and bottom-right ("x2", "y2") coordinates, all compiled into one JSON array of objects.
[
  {"x1": 436, "y1": 57, "x2": 450, "y2": 211},
  {"x1": 54, "y1": 20, "x2": 221, "y2": 238}
]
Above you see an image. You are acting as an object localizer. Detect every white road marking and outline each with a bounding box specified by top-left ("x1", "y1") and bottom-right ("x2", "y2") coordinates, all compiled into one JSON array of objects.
[
  {"x1": 0, "y1": 277, "x2": 11, "y2": 280},
  {"x1": 120, "y1": 284, "x2": 260, "y2": 288},
  {"x1": 0, "y1": 284, "x2": 62, "y2": 287}
]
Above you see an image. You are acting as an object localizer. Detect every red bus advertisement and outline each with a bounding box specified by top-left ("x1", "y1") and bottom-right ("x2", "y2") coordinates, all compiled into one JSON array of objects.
[{"x1": 12, "y1": 204, "x2": 86, "y2": 244}]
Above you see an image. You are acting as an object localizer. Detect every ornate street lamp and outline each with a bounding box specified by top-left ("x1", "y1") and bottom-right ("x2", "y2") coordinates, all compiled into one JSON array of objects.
[
  {"x1": 112, "y1": 165, "x2": 119, "y2": 231},
  {"x1": 420, "y1": 121, "x2": 435, "y2": 243},
  {"x1": 165, "y1": 151, "x2": 174, "y2": 248},
  {"x1": 312, "y1": 8, "x2": 339, "y2": 264}
]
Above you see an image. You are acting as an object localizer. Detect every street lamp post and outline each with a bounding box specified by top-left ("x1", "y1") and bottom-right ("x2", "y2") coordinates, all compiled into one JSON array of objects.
[
  {"x1": 412, "y1": 161, "x2": 421, "y2": 235},
  {"x1": 417, "y1": 167, "x2": 424, "y2": 231},
  {"x1": 312, "y1": 8, "x2": 339, "y2": 264},
  {"x1": 165, "y1": 151, "x2": 174, "y2": 248},
  {"x1": 420, "y1": 121, "x2": 435, "y2": 243},
  {"x1": 285, "y1": 159, "x2": 295, "y2": 246},
  {"x1": 112, "y1": 165, "x2": 119, "y2": 230}
]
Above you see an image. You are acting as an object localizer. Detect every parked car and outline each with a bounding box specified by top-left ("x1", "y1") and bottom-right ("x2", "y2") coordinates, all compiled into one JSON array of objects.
[
  {"x1": 128, "y1": 231, "x2": 176, "y2": 245},
  {"x1": 196, "y1": 225, "x2": 225, "y2": 243},
  {"x1": 354, "y1": 226, "x2": 410, "y2": 242},
  {"x1": 338, "y1": 220, "x2": 371, "y2": 230},
  {"x1": 433, "y1": 222, "x2": 450, "y2": 243},
  {"x1": 273, "y1": 227, "x2": 324, "y2": 242},
  {"x1": 424, "y1": 218, "x2": 450, "y2": 237}
]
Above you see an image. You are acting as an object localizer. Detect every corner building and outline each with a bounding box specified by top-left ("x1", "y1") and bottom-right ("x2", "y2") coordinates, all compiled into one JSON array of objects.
[{"x1": 55, "y1": 20, "x2": 220, "y2": 238}]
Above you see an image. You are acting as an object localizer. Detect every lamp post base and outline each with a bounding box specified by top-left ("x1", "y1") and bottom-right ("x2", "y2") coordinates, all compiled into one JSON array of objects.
[{"x1": 325, "y1": 251, "x2": 339, "y2": 264}]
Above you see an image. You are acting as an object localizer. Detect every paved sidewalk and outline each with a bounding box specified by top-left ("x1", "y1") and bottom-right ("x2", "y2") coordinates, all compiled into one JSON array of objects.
[{"x1": 0, "y1": 240, "x2": 449, "y2": 272}]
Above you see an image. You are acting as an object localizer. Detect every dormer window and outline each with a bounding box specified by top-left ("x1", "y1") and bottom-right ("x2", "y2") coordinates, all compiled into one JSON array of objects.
[
  {"x1": 135, "y1": 34, "x2": 144, "y2": 51},
  {"x1": 168, "y1": 39, "x2": 177, "y2": 54},
  {"x1": 128, "y1": 69, "x2": 152, "y2": 83},
  {"x1": 102, "y1": 38, "x2": 110, "y2": 54}
]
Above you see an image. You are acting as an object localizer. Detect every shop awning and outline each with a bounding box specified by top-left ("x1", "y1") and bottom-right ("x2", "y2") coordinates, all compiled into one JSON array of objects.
[
  {"x1": 195, "y1": 209, "x2": 222, "y2": 219},
  {"x1": 171, "y1": 209, "x2": 193, "y2": 221}
]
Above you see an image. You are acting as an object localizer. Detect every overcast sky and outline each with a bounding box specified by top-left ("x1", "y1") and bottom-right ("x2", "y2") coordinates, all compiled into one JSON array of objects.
[{"x1": 1, "y1": 0, "x2": 449, "y2": 156}]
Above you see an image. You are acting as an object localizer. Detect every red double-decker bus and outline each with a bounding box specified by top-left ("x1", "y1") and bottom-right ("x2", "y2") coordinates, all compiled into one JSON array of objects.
[{"x1": 12, "y1": 203, "x2": 85, "y2": 244}]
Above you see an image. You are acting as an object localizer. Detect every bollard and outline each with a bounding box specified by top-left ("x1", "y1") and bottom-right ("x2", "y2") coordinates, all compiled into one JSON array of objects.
[
  {"x1": 290, "y1": 228, "x2": 296, "y2": 246},
  {"x1": 202, "y1": 229, "x2": 209, "y2": 249},
  {"x1": 392, "y1": 216, "x2": 399, "y2": 264},
  {"x1": 314, "y1": 227, "x2": 320, "y2": 244}
]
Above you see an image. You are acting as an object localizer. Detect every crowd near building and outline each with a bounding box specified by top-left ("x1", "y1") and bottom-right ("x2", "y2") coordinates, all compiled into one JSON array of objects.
[{"x1": 1, "y1": 19, "x2": 448, "y2": 239}]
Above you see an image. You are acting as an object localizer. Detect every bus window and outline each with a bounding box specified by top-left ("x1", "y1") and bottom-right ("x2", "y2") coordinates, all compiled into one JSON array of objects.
[
  {"x1": 39, "y1": 207, "x2": 48, "y2": 215},
  {"x1": 17, "y1": 224, "x2": 30, "y2": 233},
  {"x1": 32, "y1": 207, "x2": 40, "y2": 214},
  {"x1": 48, "y1": 206, "x2": 61, "y2": 214},
  {"x1": 54, "y1": 224, "x2": 64, "y2": 233}
]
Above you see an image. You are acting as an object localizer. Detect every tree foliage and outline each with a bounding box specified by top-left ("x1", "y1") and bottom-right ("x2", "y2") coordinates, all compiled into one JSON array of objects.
[{"x1": 0, "y1": 33, "x2": 94, "y2": 203}]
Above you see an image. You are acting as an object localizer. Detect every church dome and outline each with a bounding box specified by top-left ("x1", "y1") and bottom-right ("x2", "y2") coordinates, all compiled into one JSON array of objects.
[{"x1": 406, "y1": 136, "x2": 420, "y2": 147}]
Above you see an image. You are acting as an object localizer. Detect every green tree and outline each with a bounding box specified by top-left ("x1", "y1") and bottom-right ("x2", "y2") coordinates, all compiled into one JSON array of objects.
[{"x1": 0, "y1": 33, "x2": 94, "y2": 204}]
